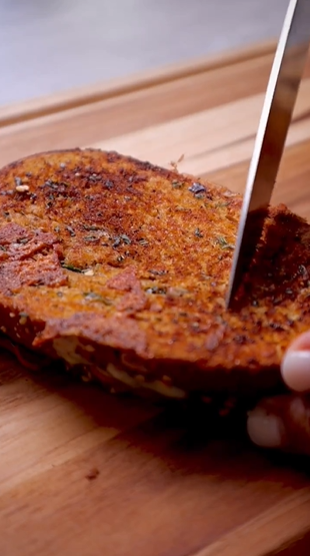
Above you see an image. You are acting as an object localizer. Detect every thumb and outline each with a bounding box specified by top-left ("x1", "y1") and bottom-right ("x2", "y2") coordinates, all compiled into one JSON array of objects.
[
  {"x1": 281, "y1": 331, "x2": 310, "y2": 392},
  {"x1": 247, "y1": 395, "x2": 310, "y2": 456}
]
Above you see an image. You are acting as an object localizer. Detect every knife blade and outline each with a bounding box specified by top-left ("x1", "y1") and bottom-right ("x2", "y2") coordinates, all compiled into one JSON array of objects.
[{"x1": 226, "y1": 0, "x2": 310, "y2": 309}]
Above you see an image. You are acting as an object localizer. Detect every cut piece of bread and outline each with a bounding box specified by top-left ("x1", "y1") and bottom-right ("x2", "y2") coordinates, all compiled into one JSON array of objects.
[{"x1": 0, "y1": 148, "x2": 308, "y2": 400}]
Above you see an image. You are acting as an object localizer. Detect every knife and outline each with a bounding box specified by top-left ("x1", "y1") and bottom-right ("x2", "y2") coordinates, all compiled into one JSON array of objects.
[{"x1": 226, "y1": 0, "x2": 310, "y2": 309}]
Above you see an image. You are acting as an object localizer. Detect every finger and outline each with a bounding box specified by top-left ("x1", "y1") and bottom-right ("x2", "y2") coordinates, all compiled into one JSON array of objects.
[
  {"x1": 282, "y1": 331, "x2": 310, "y2": 392},
  {"x1": 247, "y1": 395, "x2": 310, "y2": 456}
]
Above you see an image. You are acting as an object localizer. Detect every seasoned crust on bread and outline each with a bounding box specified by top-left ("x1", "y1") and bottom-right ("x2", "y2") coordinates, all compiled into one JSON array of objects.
[{"x1": 0, "y1": 148, "x2": 309, "y2": 399}]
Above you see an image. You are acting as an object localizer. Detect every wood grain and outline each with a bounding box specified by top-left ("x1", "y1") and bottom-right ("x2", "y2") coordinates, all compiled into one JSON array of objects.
[
  {"x1": 0, "y1": 47, "x2": 277, "y2": 169},
  {"x1": 1, "y1": 43, "x2": 310, "y2": 556}
]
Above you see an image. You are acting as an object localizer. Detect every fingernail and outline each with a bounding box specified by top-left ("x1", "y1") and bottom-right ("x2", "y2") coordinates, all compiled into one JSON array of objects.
[
  {"x1": 282, "y1": 350, "x2": 310, "y2": 392},
  {"x1": 247, "y1": 407, "x2": 284, "y2": 448}
]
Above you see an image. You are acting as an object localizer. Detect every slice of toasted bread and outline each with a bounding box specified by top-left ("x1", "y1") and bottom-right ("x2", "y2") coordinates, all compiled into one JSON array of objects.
[{"x1": 0, "y1": 148, "x2": 308, "y2": 400}]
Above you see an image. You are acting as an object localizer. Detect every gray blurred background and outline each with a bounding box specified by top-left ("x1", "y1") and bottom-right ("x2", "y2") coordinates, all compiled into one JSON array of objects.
[{"x1": 1, "y1": 0, "x2": 287, "y2": 106}]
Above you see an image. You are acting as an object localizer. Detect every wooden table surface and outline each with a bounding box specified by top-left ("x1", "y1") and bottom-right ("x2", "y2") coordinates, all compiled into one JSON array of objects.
[{"x1": 1, "y1": 42, "x2": 310, "y2": 556}]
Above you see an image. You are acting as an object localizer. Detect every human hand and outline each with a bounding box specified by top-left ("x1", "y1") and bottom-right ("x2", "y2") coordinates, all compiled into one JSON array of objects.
[{"x1": 247, "y1": 332, "x2": 310, "y2": 455}]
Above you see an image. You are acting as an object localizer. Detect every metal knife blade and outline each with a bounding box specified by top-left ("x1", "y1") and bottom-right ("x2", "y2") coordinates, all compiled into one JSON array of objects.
[{"x1": 226, "y1": 0, "x2": 310, "y2": 309}]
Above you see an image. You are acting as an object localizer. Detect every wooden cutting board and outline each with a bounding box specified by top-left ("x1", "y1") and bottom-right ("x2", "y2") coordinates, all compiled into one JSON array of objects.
[{"x1": 1, "y1": 42, "x2": 310, "y2": 556}]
